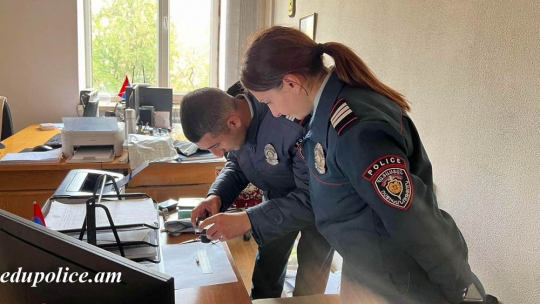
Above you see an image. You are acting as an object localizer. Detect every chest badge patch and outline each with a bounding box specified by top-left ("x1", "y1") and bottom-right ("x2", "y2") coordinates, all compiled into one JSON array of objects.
[
  {"x1": 264, "y1": 144, "x2": 279, "y2": 165},
  {"x1": 362, "y1": 155, "x2": 413, "y2": 210},
  {"x1": 314, "y1": 143, "x2": 326, "y2": 174}
]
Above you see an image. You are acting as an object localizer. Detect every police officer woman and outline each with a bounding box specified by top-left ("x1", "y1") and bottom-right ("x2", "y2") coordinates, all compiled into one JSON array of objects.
[{"x1": 238, "y1": 26, "x2": 496, "y2": 304}]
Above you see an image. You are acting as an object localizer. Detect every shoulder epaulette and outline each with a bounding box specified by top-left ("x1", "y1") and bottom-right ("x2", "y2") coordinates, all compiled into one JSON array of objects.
[{"x1": 330, "y1": 98, "x2": 358, "y2": 135}]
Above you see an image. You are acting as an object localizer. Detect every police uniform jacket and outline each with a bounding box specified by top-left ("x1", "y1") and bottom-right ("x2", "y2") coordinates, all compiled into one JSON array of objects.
[
  {"x1": 207, "y1": 94, "x2": 315, "y2": 238},
  {"x1": 299, "y1": 73, "x2": 475, "y2": 303}
]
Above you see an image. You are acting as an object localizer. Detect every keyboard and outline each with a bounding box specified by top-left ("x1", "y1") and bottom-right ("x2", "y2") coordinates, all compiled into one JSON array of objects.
[{"x1": 44, "y1": 133, "x2": 62, "y2": 148}]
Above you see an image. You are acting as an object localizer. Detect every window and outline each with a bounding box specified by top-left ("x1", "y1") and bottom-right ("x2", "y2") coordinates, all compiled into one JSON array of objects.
[{"x1": 83, "y1": 0, "x2": 219, "y2": 99}]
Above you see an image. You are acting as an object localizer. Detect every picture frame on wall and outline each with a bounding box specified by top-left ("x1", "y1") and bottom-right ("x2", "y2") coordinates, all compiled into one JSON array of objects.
[{"x1": 299, "y1": 13, "x2": 317, "y2": 40}]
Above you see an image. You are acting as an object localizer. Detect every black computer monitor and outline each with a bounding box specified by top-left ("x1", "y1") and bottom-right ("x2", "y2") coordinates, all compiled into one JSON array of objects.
[
  {"x1": 0, "y1": 210, "x2": 174, "y2": 304},
  {"x1": 83, "y1": 98, "x2": 100, "y2": 117},
  {"x1": 125, "y1": 84, "x2": 140, "y2": 120}
]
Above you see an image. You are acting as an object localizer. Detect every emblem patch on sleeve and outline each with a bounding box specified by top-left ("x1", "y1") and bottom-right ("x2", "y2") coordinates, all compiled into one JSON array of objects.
[{"x1": 362, "y1": 155, "x2": 413, "y2": 210}]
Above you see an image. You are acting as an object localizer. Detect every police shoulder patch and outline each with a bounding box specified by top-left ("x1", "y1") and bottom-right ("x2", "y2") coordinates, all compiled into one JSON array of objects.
[
  {"x1": 330, "y1": 98, "x2": 358, "y2": 135},
  {"x1": 362, "y1": 155, "x2": 414, "y2": 210}
]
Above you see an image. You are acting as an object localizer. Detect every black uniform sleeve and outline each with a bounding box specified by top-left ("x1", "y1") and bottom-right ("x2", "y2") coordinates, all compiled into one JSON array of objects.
[
  {"x1": 336, "y1": 120, "x2": 471, "y2": 304},
  {"x1": 207, "y1": 151, "x2": 250, "y2": 212},
  {"x1": 247, "y1": 143, "x2": 315, "y2": 247}
]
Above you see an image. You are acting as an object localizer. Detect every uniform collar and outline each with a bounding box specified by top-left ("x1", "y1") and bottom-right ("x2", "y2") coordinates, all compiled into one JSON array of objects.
[
  {"x1": 310, "y1": 72, "x2": 332, "y2": 126},
  {"x1": 243, "y1": 93, "x2": 262, "y2": 146},
  {"x1": 310, "y1": 72, "x2": 345, "y2": 146}
]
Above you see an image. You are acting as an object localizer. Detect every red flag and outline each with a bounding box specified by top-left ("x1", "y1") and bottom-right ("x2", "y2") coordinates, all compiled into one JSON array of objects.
[
  {"x1": 32, "y1": 201, "x2": 46, "y2": 227},
  {"x1": 118, "y1": 75, "x2": 131, "y2": 98}
]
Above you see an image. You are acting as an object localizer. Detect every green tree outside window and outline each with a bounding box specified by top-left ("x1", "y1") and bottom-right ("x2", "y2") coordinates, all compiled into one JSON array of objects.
[{"x1": 92, "y1": 0, "x2": 210, "y2": 95}]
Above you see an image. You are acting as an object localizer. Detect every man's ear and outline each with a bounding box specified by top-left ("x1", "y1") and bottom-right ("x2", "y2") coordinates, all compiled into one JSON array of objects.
[
  {"x1": 282, "y1": 74, "x2": 304, "y2": 93},
  {"x1": 226, "y1": 115, "x2": 242, "y2": 129}
]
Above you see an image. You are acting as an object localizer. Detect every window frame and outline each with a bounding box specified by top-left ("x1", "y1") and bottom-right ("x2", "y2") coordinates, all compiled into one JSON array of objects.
[{"x1": 82, "y1": 0, "x2": 220, "y2": 103}]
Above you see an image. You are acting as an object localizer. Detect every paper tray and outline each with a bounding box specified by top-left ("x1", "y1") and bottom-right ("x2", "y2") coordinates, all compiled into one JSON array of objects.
[{"x1": 66, "y1": 146, "x2": 115, "y2": 163}]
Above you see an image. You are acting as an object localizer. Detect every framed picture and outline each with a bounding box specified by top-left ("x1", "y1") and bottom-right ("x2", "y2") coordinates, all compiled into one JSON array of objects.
[{"x1": 299, "y1": 13, "x2": 317, "y2": 40}]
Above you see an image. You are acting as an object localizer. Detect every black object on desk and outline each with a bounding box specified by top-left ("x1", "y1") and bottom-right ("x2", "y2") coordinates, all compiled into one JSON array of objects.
[
  {"x1": 44, "y1": 133, "x2": 62, "y2": 148},
  {"x1": 79, "y1": 174, "x2": 124, "y2": 254},
  {"x1": 158, "y1": 199, "x2": 178, "y2": 211},
  {"x1": 139, "y1": 106, "x2": 155, "y2": 127},
  {"x1": 32, "y1": 144, "x2": 53, "y2": 152}
]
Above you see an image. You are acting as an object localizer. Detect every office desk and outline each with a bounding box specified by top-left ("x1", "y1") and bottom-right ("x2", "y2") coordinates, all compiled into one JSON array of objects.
[
  {"x1": 164, "y1": 232, "x2": 251, "y2": 304},
  {"x1": 0, "y1": 124, "x2": 225, "y2": 219}
]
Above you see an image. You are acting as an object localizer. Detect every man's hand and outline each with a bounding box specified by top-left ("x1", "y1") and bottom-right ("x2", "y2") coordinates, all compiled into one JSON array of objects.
[
  {"x1": 198, "y1": 212, "x2": 252, "y2": 242},
  {"x1": 190, "y1": 195, "x2": 222, "y2": 227}
]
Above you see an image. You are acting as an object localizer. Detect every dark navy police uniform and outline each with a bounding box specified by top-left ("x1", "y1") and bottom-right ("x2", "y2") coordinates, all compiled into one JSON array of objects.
[
  {"x1": 208, "y1": 86, "x2": 334, "y2": 299},
  {"x1": 296, "y1": 73, "x2": 486, "y2": 303}
]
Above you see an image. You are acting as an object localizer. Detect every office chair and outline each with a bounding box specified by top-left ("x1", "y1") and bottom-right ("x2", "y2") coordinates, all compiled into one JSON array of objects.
[{"x1": 0, "y1": 96, "x2": 14, "y2": 149}]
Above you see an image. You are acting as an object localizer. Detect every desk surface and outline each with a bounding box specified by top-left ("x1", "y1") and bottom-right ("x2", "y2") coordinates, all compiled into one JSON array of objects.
[
  {"x1": 164, "y1": 232, "x2": 251, "y2": 304},
  {"x1": 0, "y1": 124, "x2": 224, "y2": 228}
]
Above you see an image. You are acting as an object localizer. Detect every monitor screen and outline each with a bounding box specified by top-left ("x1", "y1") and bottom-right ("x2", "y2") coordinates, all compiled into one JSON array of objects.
[{"x1": 0, "y1": 210, "x2": 174, "y2": 304}]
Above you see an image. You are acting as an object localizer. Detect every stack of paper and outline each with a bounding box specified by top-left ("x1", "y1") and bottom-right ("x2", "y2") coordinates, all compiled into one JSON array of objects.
[
  {"x1": 44, "y1": 198, "x2": 158, "y2": 231},
  {"x1": 0, "y1": 148, "x2": 62, "y2": 164}
]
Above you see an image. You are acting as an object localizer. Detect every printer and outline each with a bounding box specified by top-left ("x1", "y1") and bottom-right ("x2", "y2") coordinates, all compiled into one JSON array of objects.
[
  {"x1": 61, "y1": 117, "x2": 124, "y2": 163},
  {"x1": 50, "y1": 169, "x2": 126, "y2": 204},
  {"x1": 47, "y1": 162, "x2": 149, "y2": 205}
]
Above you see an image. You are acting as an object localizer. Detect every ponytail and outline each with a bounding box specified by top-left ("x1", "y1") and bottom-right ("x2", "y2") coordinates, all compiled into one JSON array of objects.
[
  {"x1": 241, "y1": 26, "x2": 410, "y2": 112},
  {"x1": 322, "y1": 42, "x2": 410, "y2": 111}
]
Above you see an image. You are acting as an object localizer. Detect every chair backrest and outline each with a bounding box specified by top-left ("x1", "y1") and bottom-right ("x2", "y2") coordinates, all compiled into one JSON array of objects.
[{"x1": 0, "y1": 96, "x2": 14, "y2": 141}]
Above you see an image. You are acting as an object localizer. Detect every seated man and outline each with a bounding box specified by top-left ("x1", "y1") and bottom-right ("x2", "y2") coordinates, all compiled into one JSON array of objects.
[{"x1": 180, "y1": 84, "x2": 334, "y2": 299}]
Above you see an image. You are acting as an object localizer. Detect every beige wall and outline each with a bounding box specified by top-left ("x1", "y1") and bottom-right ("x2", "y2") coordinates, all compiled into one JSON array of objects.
[
  {"x1": 274, "y1": 0, "x2": 540, "y2": 303},
  {"x1": 0, "y1": 0, "x2": 79, "y2": 132}
]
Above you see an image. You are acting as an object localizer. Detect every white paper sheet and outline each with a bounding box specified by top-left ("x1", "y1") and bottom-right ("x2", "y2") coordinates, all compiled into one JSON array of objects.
[
  {"x1": 44, "y1": 198, "x2": 158, "y2": 231},
  {"x1": 161, "y1": 242, "x2": 237, "y2": 290},
  {"x1": 0, "y1": 148, "x2": 62, "y2": 163}
]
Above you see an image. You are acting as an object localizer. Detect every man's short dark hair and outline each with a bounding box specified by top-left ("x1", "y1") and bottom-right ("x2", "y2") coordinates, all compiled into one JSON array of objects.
[{"x1": 180, "y1": 87, "x2": 237, "y2": 143}]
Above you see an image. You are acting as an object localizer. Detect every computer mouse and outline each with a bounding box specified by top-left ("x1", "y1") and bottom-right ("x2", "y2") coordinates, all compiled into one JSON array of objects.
[{"x1": 32, "y1": 144, "x2": 53, "y2": 152}]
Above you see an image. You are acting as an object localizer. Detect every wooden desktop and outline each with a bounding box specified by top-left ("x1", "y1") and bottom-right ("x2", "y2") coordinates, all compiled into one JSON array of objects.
[
  {"x1": 0, "y1": 124, "x2": 251, "y2": 304},
  {"x1": 0, "y1": 124, "x2": 224, "y2": 220}
]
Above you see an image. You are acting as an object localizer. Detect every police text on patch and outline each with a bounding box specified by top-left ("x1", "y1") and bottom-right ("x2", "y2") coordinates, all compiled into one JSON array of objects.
[{"x1": 362, "y1": 156, "x2": 404, "y2": 180}]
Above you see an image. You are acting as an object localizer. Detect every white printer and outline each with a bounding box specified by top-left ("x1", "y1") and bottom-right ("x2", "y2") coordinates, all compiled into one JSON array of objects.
[{"x1": 61, "y1": 117, "x2": 124, "y2": 163}]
